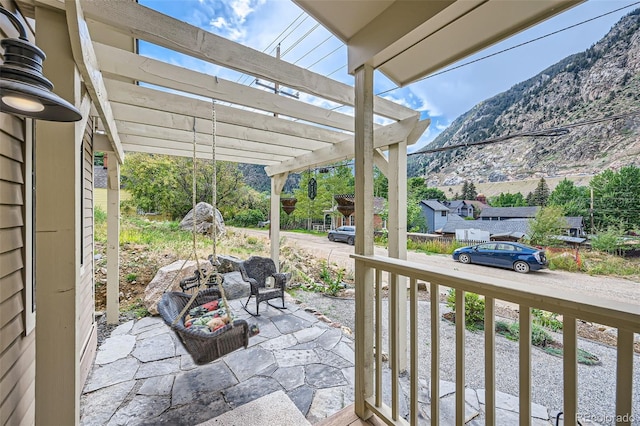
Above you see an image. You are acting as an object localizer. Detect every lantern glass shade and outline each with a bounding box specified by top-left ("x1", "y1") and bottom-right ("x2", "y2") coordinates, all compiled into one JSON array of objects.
[{"x1": 0, "y1": 6, "x2": 82, "y2": 122}]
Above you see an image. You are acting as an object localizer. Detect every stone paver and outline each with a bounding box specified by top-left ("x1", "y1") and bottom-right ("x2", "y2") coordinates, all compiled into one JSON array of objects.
[
  {"x1": 82, "y1": 300, "x2": 557, "y2": 425},
  {"x1": 84, "y1": 357, "x2": 139, "y2": 393},
  {"x1": 95, "y1": 334, "x2": 136, "y2": 365}
]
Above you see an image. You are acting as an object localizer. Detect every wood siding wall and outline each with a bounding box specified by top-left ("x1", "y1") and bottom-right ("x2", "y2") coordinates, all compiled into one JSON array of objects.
[
  {"x1": 79, "y1": 125, "x2": 96, "y2": 386},
  {"x1": 0, "y1": 113, "x2": 35, "y2": 425}
]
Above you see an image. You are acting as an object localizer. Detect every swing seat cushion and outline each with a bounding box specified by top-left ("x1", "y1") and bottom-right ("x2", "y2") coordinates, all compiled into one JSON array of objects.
[{"x1": 158, "y1": 288, "x2": 250, "y2": 365}]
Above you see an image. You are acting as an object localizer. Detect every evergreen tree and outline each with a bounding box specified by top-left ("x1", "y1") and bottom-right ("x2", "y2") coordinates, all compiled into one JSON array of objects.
[
  {"x1": 526, "y1": 191, "x2": 535, "y2": 206},
  {"x1": 465, "y1": 182, "x2": 478, "y2": 200},
  {"x1": 531, "y1": 177, "x2": 550, "y2": 206},
  {"x1": 460, "y1": 181, "x2": 469, "y2": 200}
]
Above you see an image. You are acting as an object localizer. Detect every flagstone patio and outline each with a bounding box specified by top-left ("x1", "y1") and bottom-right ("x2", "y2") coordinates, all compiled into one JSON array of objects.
[
  {"x1": 81, "y1": 299, "x2": 356, "y2": 425},
  {"x1": 80, "y1": 296, "x2": 564, "y2": 425}
]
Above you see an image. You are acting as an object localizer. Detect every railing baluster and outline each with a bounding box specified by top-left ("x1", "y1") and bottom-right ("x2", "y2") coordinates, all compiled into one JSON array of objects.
[
  {"x1": 375, "y1": 268, "x2": 382, "y2": 408},
  {"x1": 390, "y1": 272, "x2": 399, "y2": 421},
  {"x1": 519, "y1": 305, "x2": 531, "y2": 425},
  {"x1": 430, "y1": 282, "x2": 440, "y2": 426},
  {"x1": 485, "y1": 297, "x2": 495, "y2": 426},
  {"x1": 410, "y1": 277, "x2": 418, "y2": 426},
  {"x1": 455, "y1": 289, "x2": 465, "y2": 426},
  {"x1": 616, "y1": 328, "x2": 634, "y2": 426},
  {"x1": 563, "y1": 316, "x2": 577, "y2": 424}
]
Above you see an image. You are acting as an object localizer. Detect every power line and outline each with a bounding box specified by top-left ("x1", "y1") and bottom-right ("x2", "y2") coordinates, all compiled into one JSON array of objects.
[
  {"x1": 409, "y1": 109, "x2": 640, "y2": 157},
  {"x1": 306, "y1": 44, "x2": 343, "y2": 70},
  {"x1": 236, "y1": 13, "x2": 308, "y2": 84},
  {"x1": 293, "y1": 34, "x2": 333, "y2": 65},
  {"x1": 375, "y1": 2, "x2": 640, "y2": 97},
  {"x1": 281, "y1": 23, "x2": 320, "y2": 57}
]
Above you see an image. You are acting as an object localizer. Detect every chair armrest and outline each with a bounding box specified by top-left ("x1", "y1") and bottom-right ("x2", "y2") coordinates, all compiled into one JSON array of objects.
[{"x1": 272, "y1": 272, "x2": 290, "y2": 289}]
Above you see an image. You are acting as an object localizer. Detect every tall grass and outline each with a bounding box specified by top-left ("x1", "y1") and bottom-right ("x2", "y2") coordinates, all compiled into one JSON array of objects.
[{"x1": 407, "y1": 238, "x2": 468, "y2": 255}]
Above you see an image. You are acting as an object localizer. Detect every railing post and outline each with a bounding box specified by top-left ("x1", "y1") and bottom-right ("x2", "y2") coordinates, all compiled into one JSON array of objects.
[
  {"x1": 455, "y1": 290, "x2": 465, "y2": 426},
  {"x1": 563, "y1": 316, "x2": 578, "y2": 425},
  {"x1": 519, "y1": 305, "x2": 532, "y2": 425},
  {"x1": 354, "y1": 63, "x2": 375, "y2": 420},
  {"x1": 616, "y1": 329, "x2": 634, "y2": 426},
  {"x1": 431, "y1": 282, "x2": 440, "y2": 426},
  {"x1": 485, "y1": 297, "x2": 495, "y2": 426}
]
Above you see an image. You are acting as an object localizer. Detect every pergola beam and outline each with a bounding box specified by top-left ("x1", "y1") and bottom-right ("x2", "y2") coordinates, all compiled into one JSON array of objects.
[
  {"x1": 81, "y1": 0, "x2": 416, "y2": 121},
  {"x1": 105, "y1": 79, "x2": 349, "y2": 145},
  {"x1": 265, "y1": 117, "x2": 429, "y2": 176},
  {"x1": 110, "y1": 103, "x2": 330, "y2": 152},
  {"x1": 65, "y1": 0, "x2": 124, "y2": 163},
  {"x1": 116, "y1": 121, "x2": 312, "y2": 158},
  {"x1": 95, "y1": 43, "x2": 361, "y2": 132}
]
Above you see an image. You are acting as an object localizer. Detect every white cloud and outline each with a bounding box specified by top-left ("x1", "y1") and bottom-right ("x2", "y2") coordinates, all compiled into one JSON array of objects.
[{"x1": 210, "y1": 17, "x2": 227, "y2": 29}]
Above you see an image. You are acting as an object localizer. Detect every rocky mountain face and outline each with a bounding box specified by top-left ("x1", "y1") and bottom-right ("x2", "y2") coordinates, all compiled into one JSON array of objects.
[{"x1": 408, "y1": 9, "x2": 640, "y2": 186}]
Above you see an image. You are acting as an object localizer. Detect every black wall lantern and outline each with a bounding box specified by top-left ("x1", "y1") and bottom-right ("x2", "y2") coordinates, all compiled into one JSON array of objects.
[{"x1": 0, "y1": 6, "x2": 82, "y2": 122}]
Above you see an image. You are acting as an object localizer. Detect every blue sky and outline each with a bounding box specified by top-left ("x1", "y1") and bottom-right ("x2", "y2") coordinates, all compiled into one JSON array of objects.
[{"x1": 139, "y1": 0, "x2": 640, "y2": 151}]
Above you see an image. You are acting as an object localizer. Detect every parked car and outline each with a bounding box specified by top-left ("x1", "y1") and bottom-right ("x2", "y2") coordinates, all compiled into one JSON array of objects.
[
  {"x1": 328, "y1": 226, "x2": 356, "y2": 245},
  {"x1": 452, "y1": 242, "x2": 548, "y2": 273}
]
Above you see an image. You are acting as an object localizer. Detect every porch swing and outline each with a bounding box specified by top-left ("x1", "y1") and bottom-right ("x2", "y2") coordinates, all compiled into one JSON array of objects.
[{"x1": 157, "y1": 100, "x2": 257, "y2": 365}]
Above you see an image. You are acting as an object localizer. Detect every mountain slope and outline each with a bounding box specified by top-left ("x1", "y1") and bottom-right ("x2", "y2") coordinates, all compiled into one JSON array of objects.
[{"x1": 408, "y1": 9, "x2": 640, "y2": 186}]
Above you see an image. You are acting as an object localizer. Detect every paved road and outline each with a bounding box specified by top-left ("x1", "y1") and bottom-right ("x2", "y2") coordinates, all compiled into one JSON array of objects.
[{"x1": 235, "y1": 228, "x2": 640, "y2": 307}]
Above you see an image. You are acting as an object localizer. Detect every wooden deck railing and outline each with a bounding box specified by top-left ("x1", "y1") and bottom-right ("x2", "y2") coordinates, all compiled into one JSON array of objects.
[{"x1": 352, "y1": 254, "x2": 639, "y2": 426}]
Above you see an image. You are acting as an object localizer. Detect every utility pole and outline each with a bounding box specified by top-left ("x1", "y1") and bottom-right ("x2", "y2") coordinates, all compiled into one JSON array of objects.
[
  {"x1": 590, "y1": 187, "x2": 595, "y2": 232},
  {"x1": 254, "y1": 44, "x2": 300, "y2": 109}
]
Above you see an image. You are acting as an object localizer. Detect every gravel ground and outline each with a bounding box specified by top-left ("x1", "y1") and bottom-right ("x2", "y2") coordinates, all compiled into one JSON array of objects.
[{"x1": 290, "y1": 289, "x2": 640, "y2": 425}]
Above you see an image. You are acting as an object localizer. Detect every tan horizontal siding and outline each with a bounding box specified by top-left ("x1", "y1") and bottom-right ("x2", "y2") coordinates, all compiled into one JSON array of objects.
[
  {"x1": 0, "y1": 315, "x2": 24, "y2": 354},
  {"x1": 0, "y1": 290, "x2": 23, "y2": 329},
  {"x1": 0, "y1": 113, "x2": 25, "y2": 141},
  {"x1": 0, "y1": 350, "x2": 35, "y2": 425},
  {"x1": 0, "y1": 133, "x2": 23, "y2": 163},
  {"x1": 0, "y1": 205, "x2": 23, "y2": 228},
  {"x1": 0, "y1": 227, "x2": 23, "y2": 254},
  {"x1": 0, "y1": 249, "x2": 23, "y2": 280},
  {"x1": 0, "y1": 156, "x2": 24, "y2": 184},
  {"x1": 0, "y1": 181, "x2": 23, "y2": 205},
  {"x1": 0, "y1": 271, "x2": 22, "y2": 306}
]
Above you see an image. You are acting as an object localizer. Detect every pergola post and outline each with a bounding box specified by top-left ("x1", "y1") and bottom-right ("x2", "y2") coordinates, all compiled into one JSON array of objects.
[
  {"x1": 34, "y1": 6, "x2": 83, "y2": 424},
  {"x1": 388, "y1": 140, "x2": 408, "y2": 371},
  {"x1": 354, "y1": 63, "x2": 375, "y2": 419},
  {"x1": 106, "y1": 158, "x2": 120, "y2": 324},
  {"x1": 270, "y1": 172, "x2": 288, "y2": 269}
]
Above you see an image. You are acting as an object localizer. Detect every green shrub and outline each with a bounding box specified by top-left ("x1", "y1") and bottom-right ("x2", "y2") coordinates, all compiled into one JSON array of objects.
[
  {"x1": 495, "y1": 320, "x2": 553, "y2": 347},
  {"x1": 446, "y1": 289, "x2": 485, "y2": 330},
  {"x1": 548, "y1": 253, "x2": 581, "y2": 272},
  {"x1": 228, "y1": 209, "x2": 266, "y2": 227},
  {"x1": 532, "y1": 309, "x2": 563, "y2": 331},
  {"x1": 319, "y1": 261, "x2": 345, "y2": 296},
  {"x1": 94, "y1": 206, "x2": 107, "y2": 224}
]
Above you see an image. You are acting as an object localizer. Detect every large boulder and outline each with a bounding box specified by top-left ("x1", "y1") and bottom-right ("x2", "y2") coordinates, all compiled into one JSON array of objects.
[
  {"x1": 143, "y1": 259, "x2": 212, "y2": 315},
  {"x1": 179, "y1": 202, "x2": 225, "y2": 237},
  {"x1": 215, "y1": 254, "x2": 243, "y2": 273},
  {"x1": 220, "y1": 271, "x2": 250, "y2": 300}
]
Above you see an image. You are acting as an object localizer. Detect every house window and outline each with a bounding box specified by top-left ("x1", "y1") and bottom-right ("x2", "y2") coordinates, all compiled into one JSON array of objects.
[
  {"x1": 25, "y1": 119, "x2": 36, "y2": 334},
  {"x1": 440, "y1": 211, "x2": 447, "y2": 217}
]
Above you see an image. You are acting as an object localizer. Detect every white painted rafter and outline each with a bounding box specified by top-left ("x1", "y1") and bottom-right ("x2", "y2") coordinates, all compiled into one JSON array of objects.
[
  {"x1": 265, "y1": 117, "x2": 429, "y2": 176},
  {"x1": 104, "y1": 79, "x2": 349, "y2": 145},
  {"x1": 95, "y1": 43, "x2": 362, "y2": 132},
  {"x1": 80, "y1": 0, "x2": 416, "y2": 121},
  {"x1": 110, "y1": 103, "x2": 331, "y2": 152},
  {"x1": 64, "y1": 0, "x2": 124, "y2": 163}
]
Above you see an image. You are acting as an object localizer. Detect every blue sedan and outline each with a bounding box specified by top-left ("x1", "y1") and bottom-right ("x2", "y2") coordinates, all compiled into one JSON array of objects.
[{"x1": 452, "y1": 242, "x2": 548, "y2": 273}]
